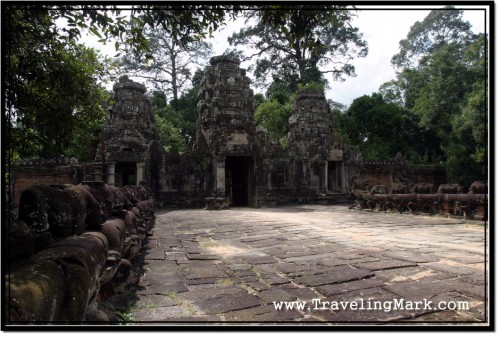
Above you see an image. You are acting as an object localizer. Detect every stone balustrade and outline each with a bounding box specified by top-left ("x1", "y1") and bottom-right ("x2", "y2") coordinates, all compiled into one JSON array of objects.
[{"x1": 6, "y1": 181, "x2": 156, "y2": 323}]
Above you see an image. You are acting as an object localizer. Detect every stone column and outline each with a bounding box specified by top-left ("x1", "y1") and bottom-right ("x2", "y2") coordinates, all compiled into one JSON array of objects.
[
  {"x1": 107, "y1": 163, "x2": 116, "y2": 186},
  {"x1": 136, "y1": 162, "x2": 145, "y2": 185},
  {"x1": 324, "y1": 161, "x2": 329, "y2": 192},
  {"x1": 216, "y1": 160, "x2": 225, "y2": 195}
]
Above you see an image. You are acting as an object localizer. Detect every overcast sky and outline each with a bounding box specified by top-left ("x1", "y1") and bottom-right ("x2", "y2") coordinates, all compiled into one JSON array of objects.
[
  {"x1": 85, "y1": 6, "x2": 488, "y2": 106},
  {"x1": 206, "y1": 6, "x2": 488, "y2": 106}
]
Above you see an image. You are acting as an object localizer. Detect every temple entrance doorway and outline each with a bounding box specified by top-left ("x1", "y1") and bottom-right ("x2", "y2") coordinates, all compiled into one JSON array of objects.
[
  {"x1": 225, "y1": 156, "x2": 254, "y2": 207},
  {"x1": 328, "y1": 161, "x2": 342, "y2": 192},
  {"x1": 116, "y1": 163, "x2": 137, "y2": 187}
]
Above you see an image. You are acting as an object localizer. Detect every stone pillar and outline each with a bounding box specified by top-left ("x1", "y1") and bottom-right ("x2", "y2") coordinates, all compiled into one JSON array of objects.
[
  {"x1": 93, "y1": 165, "x2": 103, "y2": 182},
  {"x1": 216, "y1": 161, "x2": 225, "y2": 195},
  {"x1": 324, "y1": 161, "x2": 329, "y2": 192},
  {"x1": 107, "y1": 163, "x2": 116, "y2": 186},
  {"x1": 136, "y1": 162, "x2": 145, "y2": 185}
]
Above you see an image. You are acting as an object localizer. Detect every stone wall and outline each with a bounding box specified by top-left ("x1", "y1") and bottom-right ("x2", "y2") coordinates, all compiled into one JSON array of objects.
[
  {"x1": 358, "y1": 154, "x2": 446, "y2": 190},
  {"x1": 6, "y1": 182, "x2": 155, "y2": 323},
  {"x1": 9, "y1": 157, "x2": 83, "y2": 207}
]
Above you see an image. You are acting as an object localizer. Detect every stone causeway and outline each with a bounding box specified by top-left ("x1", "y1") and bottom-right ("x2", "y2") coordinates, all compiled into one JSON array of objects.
[{"x1": 119, "y1": 205, "x2": 487, "y2": 325}]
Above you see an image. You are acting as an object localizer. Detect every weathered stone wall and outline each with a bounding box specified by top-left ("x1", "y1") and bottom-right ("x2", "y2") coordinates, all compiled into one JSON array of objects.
[
  {"x1": 358, "y1": 156, "x2": 446, "y2": 191},
  {"x1": 9, "y1": 157, "x2": 83, "y2": 207},
  {"x1": 6, "y1": 182, "x2": 155, "y2": 323}
]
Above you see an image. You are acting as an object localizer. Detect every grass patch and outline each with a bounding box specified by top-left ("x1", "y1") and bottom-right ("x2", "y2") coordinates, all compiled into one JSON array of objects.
[{"x1": 163, "y1": 291, "x2": 178, "y2": 299}]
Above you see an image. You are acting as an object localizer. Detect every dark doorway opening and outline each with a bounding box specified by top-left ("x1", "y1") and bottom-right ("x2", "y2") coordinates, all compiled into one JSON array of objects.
[
  {"x1": 328, "y1": 161, "x2": 342, "y2": 192},
  {"x1": 116, "y1": 163, "x2": 136, "y2": 187},
  {"x1": 225, "y1": 156, "x2": 254, "y2": 207}
]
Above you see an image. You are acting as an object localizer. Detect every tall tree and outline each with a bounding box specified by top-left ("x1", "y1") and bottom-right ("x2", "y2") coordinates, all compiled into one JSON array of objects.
[
  {"x1": 337, "y1": 93, "x2": 417, "y2": 161},
  {"x1": 5, "y1": 8, "x2": 109, "y2": 161},
  {"x1": 391, "y1": 6, "x2": 475, "y2": 70},
  {"x1": 119, "y1": 29, "x2": 212, "y2": 102},
  {"x1": 151, "y1": 69, "x2": 204, "y2": 154},
  {"x1": 380, "y1": 7, "x2": 487, "y2": 184},
  {"x1": 228, "y1": 6, "x2": 368, "y2": 87}
]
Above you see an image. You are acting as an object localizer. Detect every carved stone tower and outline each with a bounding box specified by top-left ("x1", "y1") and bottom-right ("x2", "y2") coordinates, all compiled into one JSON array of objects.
[
  {"x1": 195, "y1": 55, "x2": 268, "y2": 206},
  {"x1": 98, "y1": 75, "x2": 157, "y2": 186},
  {"x1": 287, "y1": 88, "x2": 348, "y2": 193}
]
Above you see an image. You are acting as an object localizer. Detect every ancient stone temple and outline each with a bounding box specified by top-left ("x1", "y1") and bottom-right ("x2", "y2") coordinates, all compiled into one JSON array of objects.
[
  {"x1": 96, "y1": 75, "x2": 159, "y2": 187},
  {"x1": 153, "y1": 56, "x2": 358, "y2": 207},
  {"x1": 89, "y1": 56, "x2": 361, "y2": 208},
  {"x1": 7, "y1": 55, "x2": 450, "y2": 210}
]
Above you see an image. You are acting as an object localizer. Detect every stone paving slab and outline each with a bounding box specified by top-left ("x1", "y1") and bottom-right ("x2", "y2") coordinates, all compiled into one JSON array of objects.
[
  {"x1": 128, "y1": 205, "x2": 488, "y2": 325},
  {"x1": 179, "y1": 286, "x2": 262, "y2": 315}
]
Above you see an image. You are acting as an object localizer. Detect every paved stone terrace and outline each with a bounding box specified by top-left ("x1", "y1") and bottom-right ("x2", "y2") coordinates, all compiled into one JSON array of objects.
[{"x1": 123, "y1": 205, "x2": 488, "y2": 325}]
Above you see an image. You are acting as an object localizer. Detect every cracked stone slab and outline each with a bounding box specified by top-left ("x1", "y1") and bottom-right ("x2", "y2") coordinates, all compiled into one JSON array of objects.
[
  {"x1": 244, "y1": 238, "x2": 286, "y2": 248},
  {"x1": 256, "y1": 289, "x2": 297, "y2": 304},
  {"x1": 137, "y1": 282, "x2": 188, "y2": 295},
  {"x1": 179, "y1": 286, "x2": 261, "y2": 315},
  {"x1": 132, "y1": 305, "x2": 193, "y2": 321},
  {"x1": 144, "y1": 248, "x2": 165, "y2": 260},
  {"x1": 421, "y1": 262, "x2": 479, "y2": 275},
  {"x1": 292, "y1": 267, "x2": 374, "y2": 287},
  {"x1": 316, "y1": 277, "x2": 387, "y2": 296},
  {"x1": 186, "y1": 253, "x2": 220, "y2": 260},
  {"x1": 164, "y1": 252, "x2": 188, "y2": 261},
  {"x1": 380, "y1": 251, "x2": 440, "y2": 263},
  {"x1": 283, "y1": 287, "x2": 323, "y2": 301},
  {"x1": 223, "y1": 304, "x2": 304, "y2": 322},
  {"x1": 134, "y1": 294, "x2": 178, "y2": 308},
  {"x1": 383, "y1": 278, "x2": 485, "y2": 300},
  {"x1": 240, "y1": 255, "x2": 278, "y2": 265},
  {"x1": 182, "y1": 265, "x2": 229, "y2": 279},
  {"x1": 375, "y1": 266, "x2": 455, "y2": 283},
  {"x1": 354, "y1": 259, "x2": 417, "y2": 271}
]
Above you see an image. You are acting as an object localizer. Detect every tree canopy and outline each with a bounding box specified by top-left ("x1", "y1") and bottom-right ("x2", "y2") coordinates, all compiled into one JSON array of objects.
[
  {"x1": 228, "y1": 6, "x2": 368, "y2": 87},
  {"x1": 5, "y1": 8, "x2": 109, "y2": 161},
  {"x1": 375, "y1": 7, "x2": 487, "y2": 185}
]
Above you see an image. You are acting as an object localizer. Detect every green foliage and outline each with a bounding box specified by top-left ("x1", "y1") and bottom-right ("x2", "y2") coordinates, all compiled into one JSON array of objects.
[
  {"x1": 25, "y1": 4, "x2": 237, "y2": 58},
  {"x1": 119, "y1": 28, "x2": 212, "y2": 102},
  {"x1": 228, "y1": 6, "x2": 367, "y2": 87},
  {"x1": 377, "y1": 7, "x2": 487, "y2": 184},
  {"x1": 298, "y1": 82, "x2": 325, "y2": 92},
  {"x1": 254, "y1": 100, "x2": 293, "y2": 145},
  {"x1": 338, "y1": 93, "x2": 417, "y2": 160},
  {"x1": 5, "y1": 8, "x2": 109, "y2": 161},
  {"x1": 254, "y1": 93, "x2": 265, "y2": 110},
  {"x1": 149, "y1": 69, "x2": 202, "y2": 154},
  {"x1": 391, "y1": 6, "x2": 475, "y2": 70}
]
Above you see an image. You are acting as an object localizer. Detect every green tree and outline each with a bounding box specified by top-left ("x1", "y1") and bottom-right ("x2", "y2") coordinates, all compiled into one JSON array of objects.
[
  {"x1": 380, "y1": 7, "x2": 487, "y2": 184},
  {"x1": 5, "y1": 8, "x2": 109, "y2": 161},
  {"x1": 150, "y1": 69, "x2": 204, "y2": 154},
  {"x1": 254, "y1": 99, "x2": 293, "y2": 144},
  {"x1": 337, "y1": 93, "x2": 417, "y2": 161},
  {"x1": 391, "y1": 6, "x2": 475, "y2": 70},
  {"x1": 119, "y1": 29, "x2": 212, "y2": 102},
  {"x1": 228, "y1": 6, "x2": 367, "y2": 87}
]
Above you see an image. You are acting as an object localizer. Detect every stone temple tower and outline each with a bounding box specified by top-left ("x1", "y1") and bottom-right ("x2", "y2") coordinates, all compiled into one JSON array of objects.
[
  {"x1": 195, "y1": 55, "x2": 269, "y2": 206},
  {"x1": 97, "y1": 75, "x2": 158, "y2": 187},
  {"x1": 287, "y1": 88, "x2": 348, "y2": 193}
]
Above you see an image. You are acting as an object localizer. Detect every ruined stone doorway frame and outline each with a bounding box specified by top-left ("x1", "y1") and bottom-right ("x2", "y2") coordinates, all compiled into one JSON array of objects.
[
  {"x1": 115, "y1": 162, "x2": 137, "y2": 187},
  {"x1": 225, "y1": 156, "x2": 255, "y2": 207}
]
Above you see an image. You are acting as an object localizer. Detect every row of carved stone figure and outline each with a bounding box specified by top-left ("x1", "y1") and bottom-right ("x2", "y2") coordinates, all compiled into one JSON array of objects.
[
  {"x1": 350, "y1": 179, "x2": 488, "y2": 220},
  {"x1": 7, "y1": 181, "x2": 155, "y2": 323},
  {"x1": 351, "y1": 179, "x2": 487, "y2": 195}
]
